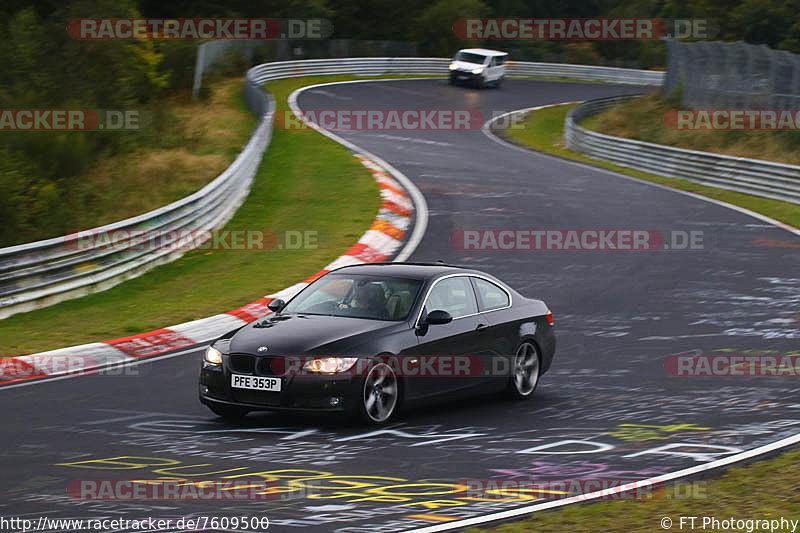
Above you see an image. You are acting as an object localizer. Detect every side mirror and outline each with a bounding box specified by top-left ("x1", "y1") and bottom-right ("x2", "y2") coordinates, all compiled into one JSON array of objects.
[
  {"x1": 425, "y1": 309, "x2": 453, "y2": 325},
  {"x1": 268, "y1": 299, "x2": 286, "y2": 313}
]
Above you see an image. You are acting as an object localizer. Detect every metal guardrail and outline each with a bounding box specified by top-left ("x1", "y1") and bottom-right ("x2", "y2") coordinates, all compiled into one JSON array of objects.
[
  {"x1": 246, "y1": 57, "x2": 664, "y2": 85},
  {"x1": 0, "y1": 58, "x2": 661, "y2": 320},
  {"x1": 0, "y1": 84, "x2": 273, "y2": 319},
  {"x1": 508, "y1": 61, "x2": 663, "y2": 85},
  {"x1": 564, "y1": 95, "x2": 800, "y2": 205}
]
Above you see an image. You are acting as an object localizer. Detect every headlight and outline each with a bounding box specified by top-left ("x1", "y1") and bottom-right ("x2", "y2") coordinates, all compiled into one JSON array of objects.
[
  {"x1": 303, "y1": 357, "x2": 359, "y2": 374},
  {"x1": 449, "y1": 63, "x2": 458, "y2": 70},
  {"x1": 204, "y1": 346, "x2": 223, "y2": 364},
  {"x1": 472, "y1": 67, "x2": 484, "y2": 75}
]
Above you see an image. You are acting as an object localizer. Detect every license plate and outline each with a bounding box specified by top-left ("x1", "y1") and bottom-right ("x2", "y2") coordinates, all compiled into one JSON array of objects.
[{"x1": 231, "y1": 374, "x2": 281, "y2": 392}]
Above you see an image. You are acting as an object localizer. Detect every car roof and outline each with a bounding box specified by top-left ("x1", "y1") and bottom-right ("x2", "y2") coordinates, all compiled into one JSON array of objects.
[
  {"x1": 458, "y1": 48, "x2": 508, "y2": 57},
  {"x1": 330, "y1": 262, "x2": 484, "y2": 280}
]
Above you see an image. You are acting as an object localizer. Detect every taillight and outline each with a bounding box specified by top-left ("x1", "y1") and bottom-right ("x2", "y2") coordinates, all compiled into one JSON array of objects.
[{"x1": 546, "y1": 311, "x2": 553, "y2": 325}]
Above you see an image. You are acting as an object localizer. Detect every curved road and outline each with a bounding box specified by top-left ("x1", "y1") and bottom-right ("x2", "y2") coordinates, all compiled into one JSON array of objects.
[{"x1": 3, "y1": 79, "x2": 799, "y2": 533}]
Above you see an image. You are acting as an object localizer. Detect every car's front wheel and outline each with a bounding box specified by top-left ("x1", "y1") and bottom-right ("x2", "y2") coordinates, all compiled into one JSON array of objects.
[
  {"x1": 208, "y1": 403, "x2": 249, "y2": 420},
  {"x1": 507, "y1": 341, "x2": 541, "y2": 399},
  {"x1": 359, "y1": 362, "x2": 399, "y2": 425}
]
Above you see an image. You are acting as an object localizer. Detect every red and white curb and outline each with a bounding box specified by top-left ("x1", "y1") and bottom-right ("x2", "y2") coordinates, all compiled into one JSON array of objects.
[{"x1": 0, "y1": 149, "x2": 423, "y2": 386}]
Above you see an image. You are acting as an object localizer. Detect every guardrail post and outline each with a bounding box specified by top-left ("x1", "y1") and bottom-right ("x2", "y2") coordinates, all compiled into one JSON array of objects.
[{"x1": 192, "y1": 43, "x2": 207, "y2": 100}]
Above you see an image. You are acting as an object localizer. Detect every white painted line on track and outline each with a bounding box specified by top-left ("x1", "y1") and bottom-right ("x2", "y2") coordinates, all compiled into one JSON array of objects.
[
  {"x1": 482, "y1": 104, "x2": 800, "y2": 237},
  {"x1": 404, "y1": 431, "x2": 800, "y2": 532},
  {"x1": 413, "y1": 101, "x2": 800, "y2": 533},
  {"x1": 2, "y1": 77, "x2": 431, "y2": 389},
  {"x1": 8, "y1": 81, "x2": 796, "y2": 533},
  {"x1": 288, "y1": 78, "x2": 431, "y2": 261}
]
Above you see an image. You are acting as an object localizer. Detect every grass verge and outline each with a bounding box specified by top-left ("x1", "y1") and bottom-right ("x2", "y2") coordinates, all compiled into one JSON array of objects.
[
  {"x1": 504, "y1": 104, "x2": 800, "y2": 229},
  {"x1": 1, "y1": 78, "x2": 258, "y2": 247},
  {"x1": 0, "y1": 75, "x2": 389, "y2": 356},
  {"x1": 77, "y1": 78, "x2": 259, "y2": 227},
  {"x1": 487, "y1": 98, "x2": 800, "y2": 533},
  {"x1": 581, "y1": 93, "x2": 800, "y2": 166},
  {"x1": 469, "y1": 446, "x2": 800, "y2": 532}
]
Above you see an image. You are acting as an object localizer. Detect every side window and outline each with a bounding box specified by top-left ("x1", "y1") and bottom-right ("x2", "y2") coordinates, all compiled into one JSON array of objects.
[
  {"x1": 489, "y1": 57, "x2": 496, "y2": 67},
  {"x1": 424, "y1": 277, "x2": 478, "y2": 319},
  {"x1": 472, "y1": 277, "x2": 510, "y2": 311},
  {"x1": 496, "y1": 56, "x2": 506, "y2": 66}
]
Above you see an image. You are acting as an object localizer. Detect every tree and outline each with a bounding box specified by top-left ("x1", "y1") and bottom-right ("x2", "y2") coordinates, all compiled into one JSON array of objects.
[{"x1": 414, "y1": 0, "x2": 489, "y2": 57}]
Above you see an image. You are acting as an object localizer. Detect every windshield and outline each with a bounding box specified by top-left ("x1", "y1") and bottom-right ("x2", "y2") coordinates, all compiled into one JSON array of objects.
[
  {"x1": 455, "y1": 51, "x2": 487, "y2": 65},
  {"x1": 283, "y1": 274, "x2": 423, "y2": 321}
]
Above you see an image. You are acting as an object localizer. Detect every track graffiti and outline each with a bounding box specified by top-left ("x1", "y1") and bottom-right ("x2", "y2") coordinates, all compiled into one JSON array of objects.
[{"x1": 3, "y1": 78, "x2": 800, "y2": 533}]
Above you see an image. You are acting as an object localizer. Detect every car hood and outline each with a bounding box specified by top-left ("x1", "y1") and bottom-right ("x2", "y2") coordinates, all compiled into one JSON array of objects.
[
  {"x1": 451, "y1": 60, "x2": 486, "y2": 71},
  {"x1": 228, "y1": 314, "x2": 395, "y2": 355}
]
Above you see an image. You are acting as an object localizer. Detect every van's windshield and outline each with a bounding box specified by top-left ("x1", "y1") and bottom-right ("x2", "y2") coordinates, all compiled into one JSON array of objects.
[{"x1": 455, "y1": 51, "x2": 487, "y2": 65}]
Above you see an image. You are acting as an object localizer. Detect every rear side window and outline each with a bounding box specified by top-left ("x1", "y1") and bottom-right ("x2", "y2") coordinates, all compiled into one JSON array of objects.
[
  {"x1": 424, "y1": 276, "x2": 478, "y2": 318},
  {"x1": 495, "y1": 55, "x2": 507, "y2": 66},
  {"x1": 472, "y1": 277, "x2": 510, "y2": 311}
]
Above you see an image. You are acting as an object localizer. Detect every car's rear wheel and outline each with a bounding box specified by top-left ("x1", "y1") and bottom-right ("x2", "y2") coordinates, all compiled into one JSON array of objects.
[
  {"x1": 507, "y1": 341, "x2": 540, "y2": 399},
  {"x1": 359, "y1": 362, "x2": 399, "y2": 425},
  {"x1": 208, "y1": 403, "x2": 249, "y2": 420}
]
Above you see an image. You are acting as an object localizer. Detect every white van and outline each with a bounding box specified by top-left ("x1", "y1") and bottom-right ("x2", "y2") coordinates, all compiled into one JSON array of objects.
[{"x1": 448, "y1": 48, "x2": 508, "y2": 89}]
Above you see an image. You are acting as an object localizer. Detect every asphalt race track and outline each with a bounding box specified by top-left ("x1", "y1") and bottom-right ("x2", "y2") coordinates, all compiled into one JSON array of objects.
[{"x1": 3, "y1": 79, "x2": 800, "y2": 532}]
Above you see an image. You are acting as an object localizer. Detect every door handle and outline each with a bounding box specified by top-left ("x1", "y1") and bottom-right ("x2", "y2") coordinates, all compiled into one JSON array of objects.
[{"x1": 476, "y1": 323, "x2": 488, "y2": 331}]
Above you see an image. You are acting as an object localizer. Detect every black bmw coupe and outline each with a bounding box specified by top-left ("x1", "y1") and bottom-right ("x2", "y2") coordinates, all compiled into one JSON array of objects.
[{"x1": 199, "y1": 263, "x2": 555, "y2": 424}]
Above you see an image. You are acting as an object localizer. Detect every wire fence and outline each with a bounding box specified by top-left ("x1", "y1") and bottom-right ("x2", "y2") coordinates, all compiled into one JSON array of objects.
[{"x1": 663, "y1": 38, "x2": 800, "y2": 109}]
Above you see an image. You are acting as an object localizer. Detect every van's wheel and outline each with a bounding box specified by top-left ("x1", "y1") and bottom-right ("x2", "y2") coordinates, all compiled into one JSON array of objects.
[
  {"x1": 359, "y1": 362, "x2": 399, "y2": 425},
  {"x1": 495, "y1": 76, "x2": 504, "y2": 88},
  {"x1": 208, "y1": 404, "x2": 249, "y2": 420},
  {"x1": 475, "y1": 76, "x2": 485, "y2": 89},
  {"x1": 507, "y1": 341, "x2": 541, "y2": 399}
]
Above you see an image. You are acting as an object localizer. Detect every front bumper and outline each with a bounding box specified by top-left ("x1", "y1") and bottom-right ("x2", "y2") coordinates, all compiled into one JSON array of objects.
[
  {"x1": 199, "y1": 361, "x2": 361, "y2": 413},
  {"x1": 450, "y1": 70, "x2": 483, "y2": 82}
]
